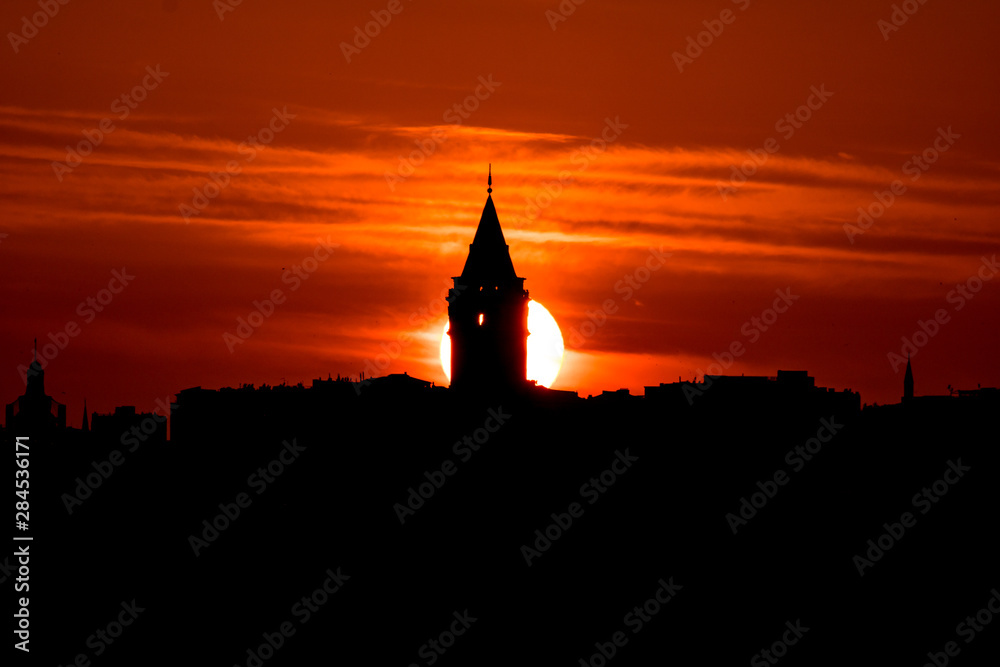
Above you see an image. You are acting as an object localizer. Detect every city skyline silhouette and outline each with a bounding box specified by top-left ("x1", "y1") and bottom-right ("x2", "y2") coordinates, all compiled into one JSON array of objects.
[
  {"x1": 5, "y1": 171, "x2": 994, "y2": 425},
  {"x1": 5, "y1": 169, "x2": 995, "y2": 437},
  {"x1": 3, "y1": 1, "x2": 999, "y2": 665},
  {"x1": 4, "y1": 165, "x2": 998, "y2": 667}
]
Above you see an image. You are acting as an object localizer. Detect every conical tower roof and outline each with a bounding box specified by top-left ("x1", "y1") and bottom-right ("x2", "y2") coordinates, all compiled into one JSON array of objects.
[{"x1": 460, "y1": 167, "x2": 519, "y2": 282}]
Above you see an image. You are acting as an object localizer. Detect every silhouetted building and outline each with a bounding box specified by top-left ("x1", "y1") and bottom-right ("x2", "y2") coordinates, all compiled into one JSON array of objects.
[
  {"x1": 90, "y1": 405, "x2": 167, "y2": 447},
  {"x1": 645, "y1": 369, "x2": 860, "y2": 417},
  {"x1": 886, "y1": 357, "x2": 1000, "y2": 413},
  {"x1": 170, "y1": 375, "x2": 448, "y2": 450},
  {"x1": 5, "y1": 348, "x2": 66, "y2": 434},
  {"x1": 171, "y1": 383, "x2": 312, "y2": 446},
  {"x1": 448, "y1": 167, "x2": 529, "y2": 396},
  {"x1": 352, "y1": 371, "x2": 435, "y2": 395},
  {"x1": 591, "y1": 388, "x2": 637, "y2": 403}
]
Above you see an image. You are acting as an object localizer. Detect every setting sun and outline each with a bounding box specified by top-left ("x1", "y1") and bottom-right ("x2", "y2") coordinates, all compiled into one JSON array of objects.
[{"x1": 440, "y1": 301, "x2": 565, "y2": 387}]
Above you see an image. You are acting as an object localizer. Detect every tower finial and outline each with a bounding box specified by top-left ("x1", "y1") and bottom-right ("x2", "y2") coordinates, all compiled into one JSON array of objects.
[
  {"x1": 33, "y1": 337, "x2": 37, "y2": 362},
  {"x1": 487, "y1": 163, "x2": 492, "y2": 194}
]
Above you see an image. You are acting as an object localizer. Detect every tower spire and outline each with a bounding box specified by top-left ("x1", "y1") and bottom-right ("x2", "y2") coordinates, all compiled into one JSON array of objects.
[
  {"x1": 33, "y1": 337, "x2": 37, "y2": 362},
  {"x1": 448, "y1": 173, "x2": 528, "y2": 394}
]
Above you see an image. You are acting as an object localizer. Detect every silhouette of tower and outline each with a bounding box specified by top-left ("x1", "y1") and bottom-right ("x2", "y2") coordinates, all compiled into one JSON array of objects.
[
  {"x1": 5, "y1": 340, "x2": 66, "y2": 433},
  {"x1": 903, "y1": 356, "x2": 914, "y2": 402},
  {"x1": 448, "y1": 166, "x2": 529, "y2": 394},
  {"x1": 82, "y1": 398, "x2": 89, "y2": 432}
]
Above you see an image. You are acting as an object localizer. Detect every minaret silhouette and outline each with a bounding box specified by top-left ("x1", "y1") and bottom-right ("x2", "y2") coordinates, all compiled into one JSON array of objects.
[
  {"x1": 448, "y1": 166, "x2": 530, "y2": 394},
  {"x1": 903, "y1": 355, "x2": 914, "y2": 402}
]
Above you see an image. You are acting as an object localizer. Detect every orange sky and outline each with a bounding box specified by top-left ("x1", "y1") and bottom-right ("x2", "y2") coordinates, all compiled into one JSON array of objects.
[{"x1": 2, "y1": 0, "x2": 999, "y2": 420}]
